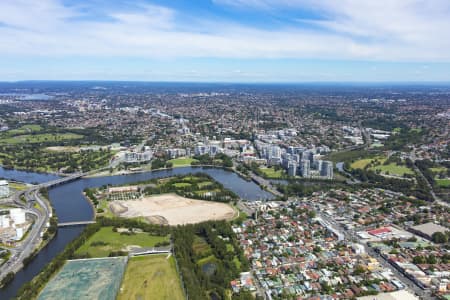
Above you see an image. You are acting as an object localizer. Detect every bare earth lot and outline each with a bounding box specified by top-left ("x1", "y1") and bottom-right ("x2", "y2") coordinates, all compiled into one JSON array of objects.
[
  {"x1": 38, "y1": 257, "x2": 127, "y2": 300},
  {"x1": 110, "y1": 193, "x2": 236, "y2": 225}
]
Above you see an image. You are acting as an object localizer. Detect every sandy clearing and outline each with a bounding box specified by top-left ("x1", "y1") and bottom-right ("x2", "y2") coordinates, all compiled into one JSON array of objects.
[
  {"x1": 110, "y1": 193, "x2": 236, "y2": 225},
  {"x1": 45, "y1": 146, "x2": 80, "y2": 152}
]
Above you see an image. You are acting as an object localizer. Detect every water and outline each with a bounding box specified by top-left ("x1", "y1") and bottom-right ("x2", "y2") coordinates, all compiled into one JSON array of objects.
[
  {"x1": 0, "y1": 93, "x2": 54, "y2": 100},
  {"x1": 0, "y1": 167, "x2": 60, "y2": 184},
  {"x1": 0, "y1": 166, "x2": 273, "y2": 299},
  {"x1": 0, "y1": 227, "x2": 84, "y2": 299},
  {"x1": 48, "y1": 167, "x2": 272, "y2": 223},
  {"x1": 201, "y1": 262, "x2": 217, "y2": 276}
]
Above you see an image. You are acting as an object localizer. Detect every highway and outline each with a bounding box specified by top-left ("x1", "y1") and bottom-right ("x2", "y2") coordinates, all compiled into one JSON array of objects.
[
  {"x1": 411, "y1": 158, "x2": 449, "y2": 208},
  {"x1": 0, "y1": 169, "x2": 104, "y2": 283},
  {"x1": 0, "y1": 190, "x2": 49, "y2": 282}
]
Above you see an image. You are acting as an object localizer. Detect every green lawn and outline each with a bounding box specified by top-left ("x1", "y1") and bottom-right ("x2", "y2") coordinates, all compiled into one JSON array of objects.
[
  {"x1": 370, "y1": 163, "x2": 414, "y2": 177},
  {"x1": 75, "y1": 227, "x2": 169, "y2": 257},
  {"x1": 172, "y1": 182, "x2": 191, "y2": 188},
  {"x1": 259, "y1": 167, "x2": 285, "y2": 178},
  {"x1": 197, "y1": 181, "x2": 213, "y2": 188},
  {"x1": 192, "y1": 236, "x2": 212, "y2": 256},
  {"x1": 97, "y1": 199, "x2": 115, "y2": 218},
  {"x1": 197, "y1": 254, "x2": 217, "y2": 266},
  {"x1": 168, "y1": 157, "x2": 198, "y2": 167},
  {"x1": 117, "y1": 255, "x2": 184, "y2": 300},
  {"x1": 7, "y1": 124, "x2": 42, "y2": 135},
  {"x1": 350, "y1": 156, "x2": 414, "y2": 177},
  {"x1": 0, "y1": 133, "x2": 83, "y2": 144},
  {"x1": 436, "y1": 179, "x2": 450, "y2": 188},
  {"x1": 431, "y1": 167, "x2": 447, "y2": 173},
  {"x1": 351, "y1": 158, "x2": 374, "y2": 169},
  {"x1": 8, "y1": 182, "x2": 29, "y2": 191}
]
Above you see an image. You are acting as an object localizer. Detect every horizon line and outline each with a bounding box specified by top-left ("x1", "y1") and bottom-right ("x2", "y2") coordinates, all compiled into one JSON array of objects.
[{"x1": 1, "y1": 80, "x2": 450, "y2": 85}]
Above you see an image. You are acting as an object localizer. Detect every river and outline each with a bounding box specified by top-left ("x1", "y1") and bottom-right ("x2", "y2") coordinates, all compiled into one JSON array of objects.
[{"x1": 0, "y1": 166, "x2": 273, "y2": 299}]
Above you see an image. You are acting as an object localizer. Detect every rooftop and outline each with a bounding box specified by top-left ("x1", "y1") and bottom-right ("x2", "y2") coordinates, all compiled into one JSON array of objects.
[
  {"x1": 357, "y1": 290, "x2": 419, "y2": 300},
  {"x1": 411, "y1": 222, "x2": 448, "y2": 237}
]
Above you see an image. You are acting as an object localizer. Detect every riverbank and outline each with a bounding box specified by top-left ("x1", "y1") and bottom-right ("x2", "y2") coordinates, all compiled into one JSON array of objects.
[
  {"x1": 0, "y1": 166, "x2": 272, "y2": 299},
  {"x1": 84, "y1": 163, "x2": 238, "y2": 178}
]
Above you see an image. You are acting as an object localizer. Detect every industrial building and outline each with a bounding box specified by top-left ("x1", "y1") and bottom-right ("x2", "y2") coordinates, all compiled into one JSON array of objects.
[{"x1": 0, "y1": 180, "x2": 9, "y2": 198}]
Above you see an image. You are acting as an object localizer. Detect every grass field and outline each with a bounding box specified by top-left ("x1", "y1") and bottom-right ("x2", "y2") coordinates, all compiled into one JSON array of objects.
[
  {"x1": 431, "y1": 167, "x2": 447, "y2": 173},
  {"x1": 172, "y1": 182, "x2": 191, "y2": 188},
  {"x1": 38, "y1": 257, "x2": 127, "y2": 300},
  {"x1": 325, "y1": 149, "x2": 369, "y2": 163},
  {"x1": 350, "y1": 156, "x2": 414, "y2": 177},
  {"x1": 350, "y1": 158, "x2": 378, "y2": 169},
  {"x1": 7, "y1": 124, "x2": 42, "y2": 135},
  {"x1": 0, "y1": 133, "x2": 83, "y2": 144},
  {"x1": 197, "y1": 181, "x2": 213, "y2": 188},
  {"x1": 371, "y1": 163, "x2": 414, "y2": 176},
  {"x1": 197, "y1": 254, "x2": 217, "y2": 266},
  {"x1": 259, "y1": 167, "x2": 285, "y2": 178},
  {"x1": 8, "y1": 182, "x2": 29, "y2": 191},
  {"x1": 436, "y1": 179, "x2": 450, "y2": 188},
  {"x1": 168, "y1": 157, "x2": 198, "y2": 167},
  {"x1": 117, "y1": 255, "x2": 184, "y2": 300},
  {"x1": 192, "y1": 236, "x2": 212, "y2": 256},
  {"x1": 97, "y1": 199, "x2": 115, "y2": 218},
  {"x1": 75, "y1": 227, "x2": 169, "y2": 257}
]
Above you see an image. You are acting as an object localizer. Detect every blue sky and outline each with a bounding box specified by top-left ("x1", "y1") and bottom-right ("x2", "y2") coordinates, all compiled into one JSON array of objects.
[{"x1": 1, "y1": 0, "x2": 450, "y2": 82}]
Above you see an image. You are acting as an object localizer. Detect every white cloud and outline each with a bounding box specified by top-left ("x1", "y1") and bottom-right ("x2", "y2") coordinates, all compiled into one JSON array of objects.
[{"x1": 0, "y1": 0, "x2": 449, "y2": 62}]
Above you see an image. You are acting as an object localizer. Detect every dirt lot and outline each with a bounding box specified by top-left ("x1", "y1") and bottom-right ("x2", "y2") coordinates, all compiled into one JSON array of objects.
[
  {"x1": 45, "y1": 146, "x2": 80, "y2": 152},
  {"x1": 110, "y1": 193, "x2": 236, "y2": 225}
]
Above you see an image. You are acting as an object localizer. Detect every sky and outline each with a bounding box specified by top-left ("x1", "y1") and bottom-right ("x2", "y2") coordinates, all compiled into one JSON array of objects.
[{"x1": 1, "y1": 0, "x2": 450, "y2": 82}]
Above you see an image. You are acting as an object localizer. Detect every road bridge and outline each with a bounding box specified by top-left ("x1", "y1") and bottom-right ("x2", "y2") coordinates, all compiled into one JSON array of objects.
[{"x1": 57, "y1": 220, "x2": 96, "y2": 227}]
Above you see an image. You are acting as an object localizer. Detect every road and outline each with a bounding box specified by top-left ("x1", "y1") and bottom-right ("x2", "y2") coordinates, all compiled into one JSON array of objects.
[
  {"x1": 364, "y1": 244, "x2": 434, "y2": 299},
  {"x1": 0, "y1": 189, "x2": 51, "y2": 282},
  {"x1": 248, "y1": 172, "x2": 283, "y2": 197},
  {"x1": 317, "y1": 211, "x2": 434, "y2": 300},
  {"x1": 411, "y1": 159, "x2": 449, "y2": 208},
  {"x1": 236, "y1": 200, "x2": 255, "y2": 216},
  {"x1": 232, "y1": 160, "x2": 283, "y2": 197},
  {"x1": 0, "y1": 169, "x2": 106, "y2": 283},
  {"x1": 336, "y1": 162, "x2": 361, "y2": 184},
  {"x1": 360, "y1": 123, "x2": 371, "y2": 149}
]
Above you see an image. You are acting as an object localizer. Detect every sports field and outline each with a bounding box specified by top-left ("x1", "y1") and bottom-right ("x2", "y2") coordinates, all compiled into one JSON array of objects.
[
  {"x1": 168, "y1": 157, "x2": 198, "y2": 167},
  {"x1": 75, "y1": 226, "x2": 169, "y2": 257},
  {"x1": 371, "y1": 163, "x2": 414, "y2": 176},
  {"x1": 259, "y1": 167, "x2": 285, "y2": 178},
  {"x1": 38, "y1": 257, "x2": 127, "y2": 300},
  {"x1": 351, "y1": 156, "x2": 414, "y2": 177},
  {"x1": 117, "y1": 254, "x2": 184, "y2": 300},
  {"x1": 0, "y1": 133, "x2": 83, "y2": 144}
]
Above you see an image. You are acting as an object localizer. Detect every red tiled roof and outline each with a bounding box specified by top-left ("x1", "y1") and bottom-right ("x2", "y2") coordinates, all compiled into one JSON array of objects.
[{"x1": 368, "y1": 227, "x2": 391, "y2": 236}]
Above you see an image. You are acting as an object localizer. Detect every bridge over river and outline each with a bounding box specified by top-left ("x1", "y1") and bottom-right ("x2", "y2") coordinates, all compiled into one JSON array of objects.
[{"x1": 57, "y1": 221, "x2": 97, "y2": 227}]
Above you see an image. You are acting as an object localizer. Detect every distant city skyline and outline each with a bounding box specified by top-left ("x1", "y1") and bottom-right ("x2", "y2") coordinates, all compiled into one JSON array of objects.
[{"x1": 1, "y1": 0, "x2": 450, "y2": 82}]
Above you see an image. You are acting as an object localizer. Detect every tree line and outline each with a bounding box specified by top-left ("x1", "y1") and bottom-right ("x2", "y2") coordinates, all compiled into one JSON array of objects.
[
  {"x1": 172, "y1": 221, "x2": 251, "y2": 300},
  {"x1": 14, "y1": 217, "x2": 170, "y2": 299}
]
